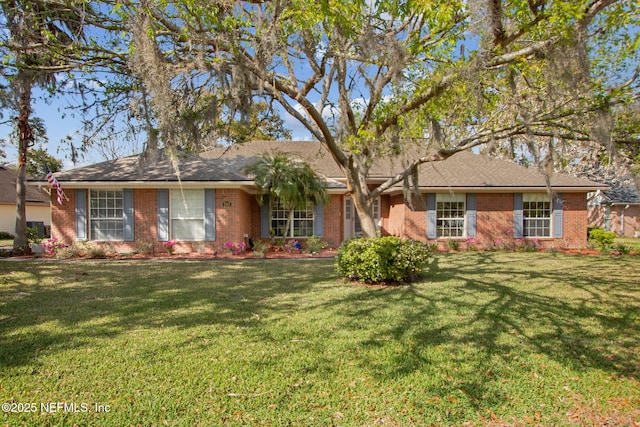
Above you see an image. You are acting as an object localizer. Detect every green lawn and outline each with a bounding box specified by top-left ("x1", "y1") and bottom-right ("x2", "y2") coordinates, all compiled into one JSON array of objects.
[
  {"x1": 615, "y1": 237, "x2": 640, "y2": 251},
  {"x1": 1, "y1": 253, "x2": 638, "y2": 426}
]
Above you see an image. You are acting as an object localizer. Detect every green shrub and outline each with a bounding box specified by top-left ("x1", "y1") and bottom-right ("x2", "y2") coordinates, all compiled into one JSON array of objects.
[
  {"x1": 26, "y1": 227, "x2": 42, "y2": 244},
  {"x1": 336, "y1": 236, "x2": 432, "y2": 284},
  {"x1": 615, "y1": 243, "x2": 631, "y2": 255},
  {"x1": 56, "y1": 244, "x2": 82, "y2": 259},
  {"x1": 447, "y1": 240, "x2": 460, "y2": 251},
  {"x1": 588, "y1": 228, "x2": 616, "y2": 253},
  {"x1": 305, "y1": 236, "x2": 328, "y2": 254},
  {"x1": 0, "y1": 231, "x2": 15, "y2": 240},
  {"x1": 85, "y1": 245, "x2": 107, "y2": 259},
  {"x1": 251, "y1": 240, "x2": 269, "y2": 258},
  {"x1": 135, "y1": 240, "x2": 155, "y2": 255}
]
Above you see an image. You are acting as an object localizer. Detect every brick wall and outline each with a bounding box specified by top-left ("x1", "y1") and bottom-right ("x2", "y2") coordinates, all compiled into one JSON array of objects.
[
  {"x1": 51, "y1": 189, "x2": 76, "y2": 244},
  {"x1": 51, "y1": 188, "x2": 593, "y2": 253},
  {"x1": 52, "y1": 188, "x2": 344, "y2": 254},
  {"x1": 476, "y1": 193, "x2": 514, "y2": 248},
  {"x1": 618, "y1": 206, "x2": 640, "y2": 237},
  {"x1": 382, "y1": 194, "x2": 405, "y2": 237},
  {"x1": 133, "y1": 189, "x2": 157, "y2": 250},
  {"x1": 562, "y1": 193, "x2": 590, "y2": 246},
  {"x1": 216, "y1": 188, "x2": 253, "y2": 247},
  {"x1": 378, "y1": 192, "x2": 591, "y2": 250},
  {"x1": 589, "y1": 204, "x2": 640, "y2": 237}
]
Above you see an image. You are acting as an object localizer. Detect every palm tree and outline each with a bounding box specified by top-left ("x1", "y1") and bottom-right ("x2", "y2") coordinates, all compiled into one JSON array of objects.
[
  {"x1": 245, "y1": 152, "x2": 328, "y2": 239},
  {"x1": 1, "y1": 0, "x2": 87, "y2": 253}
]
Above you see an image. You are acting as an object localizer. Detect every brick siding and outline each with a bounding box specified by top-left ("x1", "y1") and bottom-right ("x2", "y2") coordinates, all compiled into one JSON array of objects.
[
  {"x1": 51, "y1": 188, "x2": 344, "y2": 254},
  {"x1": 380, "y1": 192, "x2": 591, "y2": 250},
  {"x1": 51, "y1": 189, "x2": 592, "y2": 253},
  {"x1": 588, "y1": 204, "x2": 640, "y2": 237}
]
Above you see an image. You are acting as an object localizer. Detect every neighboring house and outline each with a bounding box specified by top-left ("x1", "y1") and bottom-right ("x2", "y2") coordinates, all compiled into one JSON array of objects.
[
  {"x1": 588, "y1": 183, "x2": 640, "y2": 237},
  {"x1": 31, "y1": 141, "x2": 608, "y2": 254},
  {"x1": 0, "y1": 166, "x2": 51, "y2": 237}
]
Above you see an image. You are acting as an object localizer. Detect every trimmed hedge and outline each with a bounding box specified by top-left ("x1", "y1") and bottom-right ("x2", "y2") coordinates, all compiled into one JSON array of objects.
[{"x1": 336, "y1": 236, "x2": 432, "y2": 284}]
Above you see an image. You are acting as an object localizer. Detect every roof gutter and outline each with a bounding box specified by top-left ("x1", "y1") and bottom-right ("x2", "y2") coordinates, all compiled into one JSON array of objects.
[
  {"x1": 384, "y1": 185, "x2": 610, "y2": 195},
  {"x1": 28, "y1": 180, "x2": 347, "y2": 194}
]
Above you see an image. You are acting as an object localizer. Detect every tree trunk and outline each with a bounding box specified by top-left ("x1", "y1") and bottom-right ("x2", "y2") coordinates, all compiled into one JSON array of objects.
[
  {"x1": 13, "y1": 74, "x2": 34, "y2": 255},
  {"x1": 347, "y1": 168, "x2": 378, "y2": 238},
  {"x1": 341, "y1": 159, "x2": 379, "y2": 238},
  {"x1": 284, "y1": 207, "x2": 294, "y2": 239},
  {"x1": 352, "y1": 192, "x2": 377, "y2": 238}
]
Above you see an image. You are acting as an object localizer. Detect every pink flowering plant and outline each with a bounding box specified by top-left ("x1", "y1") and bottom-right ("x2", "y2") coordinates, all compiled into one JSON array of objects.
[
  {"x1": 42, "y1": 237, "x2": 67, "y2": 255},
  {"x1": 465, "y1": 237, "x2": 480, "y2": 251},
  {"x1": 163, "y1": 240, "x2": 177, "y2": 255},
  {"x1": 225, "y1": 241, "x2": 246, "y2": 255},
  {"x1": 284, "y1": 239, "x2": 303, "y2": 253},
  {"x1": 491, "y1": 229, "x2": 514, "y2": 251}
]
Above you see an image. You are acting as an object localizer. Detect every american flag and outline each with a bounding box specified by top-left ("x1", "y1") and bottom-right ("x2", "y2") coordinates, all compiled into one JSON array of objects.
[{"x1": 46, "y1": 166, "x2": 65, "y2": 205}]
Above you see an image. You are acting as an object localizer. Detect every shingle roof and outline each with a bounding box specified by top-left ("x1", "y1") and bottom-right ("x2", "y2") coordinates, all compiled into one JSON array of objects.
[
  {"x1": 598, "y1": 183, "x2": 640, "y2": 205},
  {"x1": 0, "y1": 166, "x2": 50, "y2": 205},
  {"x1": 409, "y1": 151, "x2": 608, "y2": 191},
  {"x1": 50, "y1": 150, "x2": 251, "y2": 182},
  {"x1": 39, "y1": 141, "x2": 607, "y2": 192},
  {"x1": 46, "y1": 141, "x2": 347, "y2": 190}
]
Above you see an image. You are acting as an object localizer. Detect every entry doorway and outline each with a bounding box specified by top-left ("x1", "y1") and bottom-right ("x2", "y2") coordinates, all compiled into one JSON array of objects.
[{"x1": 344, "y1": 196, "x2": 381, "y2": 239}]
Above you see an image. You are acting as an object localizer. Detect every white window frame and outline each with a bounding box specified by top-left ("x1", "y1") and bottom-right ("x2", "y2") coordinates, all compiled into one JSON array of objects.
[
  {"x1": 271, "y1": 199, "x2": 315, "y2": 238},
  {"x1": 523, "y1": 194, "x2": 551, "y2": 237},
  {"x1": 436, "y1": 194, "x2": 466, "y2": 238},
  {"x1": 170, "y1": 189, "x2": 206, "y2": 241},
  {"x1": 89, "y1": 189, "x2": 124, "y2": 241}
]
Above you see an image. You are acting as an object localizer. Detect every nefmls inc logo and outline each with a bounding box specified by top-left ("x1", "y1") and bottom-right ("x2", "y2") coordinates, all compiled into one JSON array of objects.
[{"x1": 41, "y1": 402, "x2": 90, "y2": 413}]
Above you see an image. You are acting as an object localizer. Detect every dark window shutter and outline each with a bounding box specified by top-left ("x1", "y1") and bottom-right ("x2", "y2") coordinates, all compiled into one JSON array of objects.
[
  {"x1": 553, "y1": 193, "x2": 564, "y2": 238},
  {"x1": 513, "y1": 193, "x2": 523, "y2": 238},
  {"x1": 157, "y1": 189, "x2": 169, "y2": 241},
  {"x1": 314, "y1": 203, "x2": 324, "y2": 237},
  {"x1": 205, "y1": 189, "x2": 216, "y2": 241},
  {"x1": 466, "y1": 193, "x2": 476, "y2": 238},
  {"x1": 75, "y1": 189, "x2": 87, "y2": 241},
  {"x1": 260, "y1": 195, "x2": 270, "y2": 238},
  {"x1": 123, "y1": 189, "x2": 134, "y2": 241},
  {"x1": 426, "y1": 193, "x2": 437, "y2": 239}
]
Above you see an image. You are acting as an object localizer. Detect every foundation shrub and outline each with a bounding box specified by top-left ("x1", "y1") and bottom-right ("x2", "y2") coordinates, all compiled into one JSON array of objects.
[
  {"x1": 305, "y1": 236, "x2": 328, "y2": 254},
  {"x1": 588, "y1": 228, "x2": 616, "y2": 253}
]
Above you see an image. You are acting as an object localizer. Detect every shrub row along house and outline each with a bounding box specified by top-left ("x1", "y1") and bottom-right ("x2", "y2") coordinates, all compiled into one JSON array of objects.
[{"x1": 32, "y1": 141, "x2": 607, "y2": 254}]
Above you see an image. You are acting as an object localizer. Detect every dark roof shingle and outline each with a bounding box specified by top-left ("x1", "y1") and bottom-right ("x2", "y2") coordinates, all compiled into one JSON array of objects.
[
  {"x1": 1, "y1": 166, "x2": 50, "y2": 205},
  {"x1": 43, "y1": 141, "x2": 607, "y2": 192}
]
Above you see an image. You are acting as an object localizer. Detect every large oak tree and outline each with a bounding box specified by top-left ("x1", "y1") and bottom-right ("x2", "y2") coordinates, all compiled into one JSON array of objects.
[
  {"x1": 126, "y1": 0, "x2": 638, "y2": 237},
  {"x1": 4, "y1": 1, "x2": 637, "y2": 239}
]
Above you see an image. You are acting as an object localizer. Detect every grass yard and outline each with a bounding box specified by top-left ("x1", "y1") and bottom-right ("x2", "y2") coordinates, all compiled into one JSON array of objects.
[
  {"x1": 1, "y1": 253, "x2": 638, "y2": 426},
  {"x1": 615, "y1": 237, "x2": 640, "y2": 252}
]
